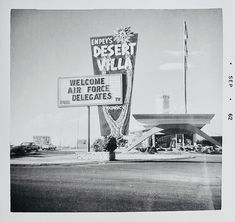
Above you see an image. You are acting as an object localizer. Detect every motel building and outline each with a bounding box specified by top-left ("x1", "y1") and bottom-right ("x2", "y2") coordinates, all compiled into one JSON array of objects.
[{"x1": 126, "y1": 95, "x2": 221, "y2": 152}]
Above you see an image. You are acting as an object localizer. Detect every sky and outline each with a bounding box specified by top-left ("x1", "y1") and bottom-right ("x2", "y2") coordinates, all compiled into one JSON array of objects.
[{"x1": 10, "y1": 9, "x2": 223, "y2": 146}]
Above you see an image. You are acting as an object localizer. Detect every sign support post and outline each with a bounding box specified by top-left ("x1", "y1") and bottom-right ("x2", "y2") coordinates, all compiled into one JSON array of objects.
[{"x1": 88, "y1": 106, "x2": 90, "y2": 152}]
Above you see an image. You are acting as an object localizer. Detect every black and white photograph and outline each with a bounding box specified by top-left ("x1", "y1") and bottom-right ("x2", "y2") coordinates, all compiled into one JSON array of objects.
[
  {"x1": 1, "y1": 0, "x2": 235, "y2": 221},
  {"x1": 10, "y1": 8, "x2": 222, "y2": 212}
]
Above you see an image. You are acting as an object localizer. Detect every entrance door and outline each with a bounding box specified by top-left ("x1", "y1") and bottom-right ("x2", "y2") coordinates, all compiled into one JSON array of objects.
[{"x1": 176, "y1": 134, "x2": 184, "y2": 149}]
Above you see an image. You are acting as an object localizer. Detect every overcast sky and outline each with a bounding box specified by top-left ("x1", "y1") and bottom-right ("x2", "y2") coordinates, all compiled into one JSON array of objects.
[{"x1": 10, "y1": 9, "x2": 222, "y2": 145}]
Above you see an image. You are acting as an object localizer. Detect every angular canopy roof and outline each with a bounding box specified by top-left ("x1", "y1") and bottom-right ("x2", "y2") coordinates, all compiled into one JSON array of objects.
[
  {"x1": 133, "y1": 114, "x2": 215, "y2": 130},
  {"x1": 127, "y1": 114, "x2": 221, "y2": 150}
]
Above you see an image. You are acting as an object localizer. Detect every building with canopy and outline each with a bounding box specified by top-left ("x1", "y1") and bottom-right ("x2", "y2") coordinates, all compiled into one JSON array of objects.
[{"x1": 127, "y1": 113, "x2": 221, "y2": 151}]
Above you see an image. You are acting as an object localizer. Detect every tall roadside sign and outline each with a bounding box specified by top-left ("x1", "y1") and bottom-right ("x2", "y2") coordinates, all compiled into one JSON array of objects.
[{"x1": 90, "y1": 26, "x2": 138, "y2": 138}]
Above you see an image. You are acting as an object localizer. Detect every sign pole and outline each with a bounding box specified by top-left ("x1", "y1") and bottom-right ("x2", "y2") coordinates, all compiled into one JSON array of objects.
[
  {"x1": 76, "y1": 119, "x2": 79, "y2": 150},
  {"x1": 184, "y1": 55, "x2": 187, "y2": 114},
  {"x1": 184, "y1": 21, "x2": 188, "y2": 114},
  {"x1": 88, "y1": 106, "x2": 90, "y2": 152}
]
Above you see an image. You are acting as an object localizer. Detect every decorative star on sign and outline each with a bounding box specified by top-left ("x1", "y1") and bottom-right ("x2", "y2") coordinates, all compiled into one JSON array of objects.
[{"x1": 113, "y1": 26, "x2": 134, "y2": 44}]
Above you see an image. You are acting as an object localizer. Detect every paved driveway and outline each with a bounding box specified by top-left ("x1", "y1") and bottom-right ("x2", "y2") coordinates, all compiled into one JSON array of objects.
[{"x1": 11, "y1": 154, "x2": 221, "y2": 212}]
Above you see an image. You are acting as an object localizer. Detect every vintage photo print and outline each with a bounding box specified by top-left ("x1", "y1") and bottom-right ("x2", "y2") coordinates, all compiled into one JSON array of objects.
[
  {"x1": 10, "y1": 8, "x2": 222, "y2": 213},
  {"x1": 1, "y1": 1, "x2": 235, "y2": 222}
]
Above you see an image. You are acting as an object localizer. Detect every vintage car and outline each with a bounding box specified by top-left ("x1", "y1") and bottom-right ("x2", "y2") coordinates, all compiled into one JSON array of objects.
[
  {"x1": 41, "y1": 144, "x2": 56, "y2": 151},
  {"x1": 201, "y1": 145, "x2": 222, "y2": 154},
  {"x1": 10, "y1": 142, "x2": 40, "y2": 154}
]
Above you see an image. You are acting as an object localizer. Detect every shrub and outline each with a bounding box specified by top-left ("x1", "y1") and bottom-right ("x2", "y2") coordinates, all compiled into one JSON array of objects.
[
  {"x1": 116, "y1": 137, "x2": 128, "y2": 147},
  {"x1": 92, "y1": 136, "x2": 118, "y2": 153},
  {"x1": 92, "y1": 138, "x2": 106, "y2": 152},
  {"x1": 104, "y1": 136, "x2": 117, "y2": 153}
]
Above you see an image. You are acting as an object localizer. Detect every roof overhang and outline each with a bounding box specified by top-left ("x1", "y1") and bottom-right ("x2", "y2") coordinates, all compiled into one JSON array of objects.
[{"x1": 133, "y1": 114, "x2": 215, "y2": 130}]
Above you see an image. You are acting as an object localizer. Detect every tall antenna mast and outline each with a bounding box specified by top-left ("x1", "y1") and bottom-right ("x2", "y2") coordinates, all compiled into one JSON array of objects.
[{"x1": 184, "y1": 21, "x2": 188, "y2": 114}]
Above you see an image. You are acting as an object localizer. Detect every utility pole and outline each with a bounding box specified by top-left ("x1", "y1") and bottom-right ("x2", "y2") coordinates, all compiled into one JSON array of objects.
[
  {"x1": 184, "y1": 54, "x2": 187, "y2": 114},
  {"x1": 184, "y1": 21, "x2": 188, "y2": 114}
]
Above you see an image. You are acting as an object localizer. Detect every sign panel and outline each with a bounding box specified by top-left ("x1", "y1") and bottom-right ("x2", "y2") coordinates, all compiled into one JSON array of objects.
[
  {"x1": 33, "y1": 136, "x2": 51, "y2": 146},
  {"x1": 58, "y1": 74, "x2": 123, "y2": 107},
  {"x1": 90, "y1": 27, "x2": 138, "y2": 137}
]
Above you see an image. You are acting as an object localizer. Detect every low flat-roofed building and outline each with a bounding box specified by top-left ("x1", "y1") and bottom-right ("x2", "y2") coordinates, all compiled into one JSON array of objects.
[{"x1": 128, "y1": 114, "x2": 221, "y2": 151}]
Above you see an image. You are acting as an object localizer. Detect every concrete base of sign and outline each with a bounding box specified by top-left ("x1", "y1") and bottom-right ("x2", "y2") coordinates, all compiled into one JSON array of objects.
[
  {"x1": 109, "y1": 151, "x2": 115, "y2": 161},
  {"x1": 75, "y1": 151, "x2": 116, "y2": 161}
]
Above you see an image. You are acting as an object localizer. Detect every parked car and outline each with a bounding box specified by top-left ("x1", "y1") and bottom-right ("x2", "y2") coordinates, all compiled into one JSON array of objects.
[
  {"x1": 156, "y1": 147, "x2": 166, "y2": 152},
  {"x1": 184, "y1": 145, "x2": 196, "y2": 152},
  {"x1": 41, "y1": 144, "x2": 56, "y2": 151},
  {"x1": 201, "y1": 146, "x2": 222, "y2": 154},
  {"x1": 136, "y1": 147, "x2": 147, "y2": 153},
  {"x1": 10, "y1": 142, "x2": 40, "y2": 155}
]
